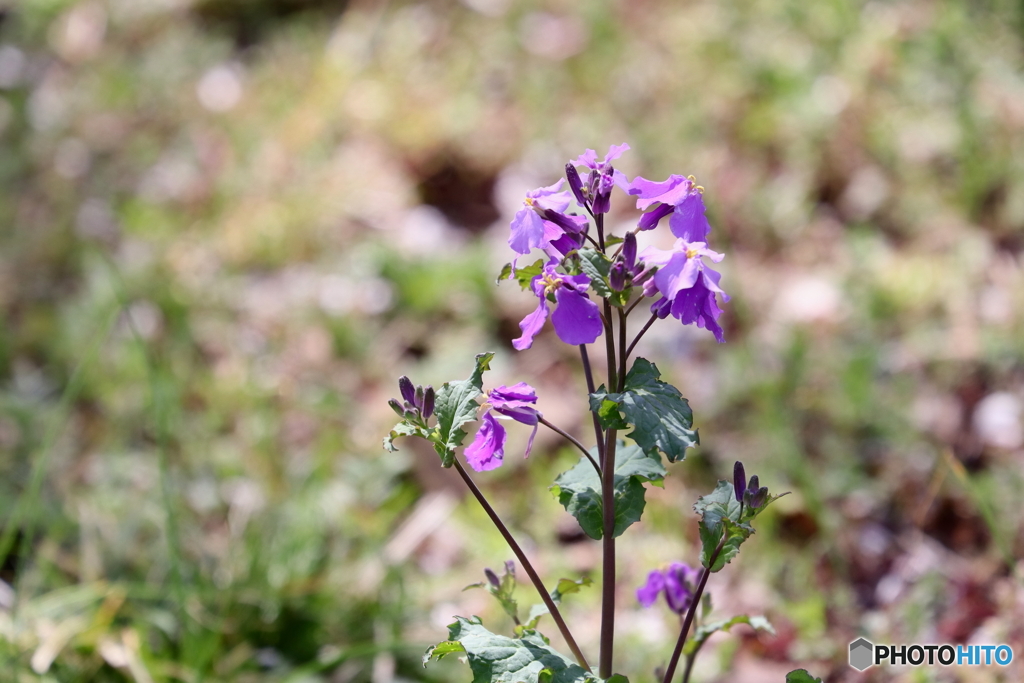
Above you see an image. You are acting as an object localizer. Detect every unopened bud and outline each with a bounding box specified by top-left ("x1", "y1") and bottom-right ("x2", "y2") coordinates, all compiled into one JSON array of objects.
[
  {"x1": 414, "y1": 385, "x2": 425, "y2": 410},
  {"x1": 398, "y1": 376, "x2": 416, "y2": 405},
  {"x1": 422, "y1": 386, "x2": 435, "y2": 419},
  {"x1": 504, "y1": 560, "x2": 516, "y2": 578},
  {"x1": 622, "y1": 232, "x2": 637, "y2": 272},
  {"x1": 745, "y1": 486, "x2": 768, "y2": 509},
  {"x1": 565, "y1": 163, "x2": 588, "y2": 209},
  {"x1": 484, "y1": 568, "x2": 501, "y2": 588},
  {"x1": 609, "y1": 261, "x2": 627, "y2": 292},
  {"x1": 388, "y1": 398, "x2": 405, "y2": 417},
  {"x1": 747, "y1": 475, "x2": 759, "y2": 493},
  {"x1": 733, "y1": 461, "x2": 746, "y2": 502}
]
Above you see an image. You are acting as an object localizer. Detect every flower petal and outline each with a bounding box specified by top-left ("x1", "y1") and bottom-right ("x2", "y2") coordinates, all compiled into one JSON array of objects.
[
  {"x1": 636, "y1": 570, "x2": 665, "y2": 607},
  {"x1": 512, "y1": 298, "x2": 549, "y2": 351},
  {"x1": 551, "y1": 288, "x2": 602, "y2": 345},
  {"x1": 464, "y1": 411, "x2": 507, "y2": 471}
]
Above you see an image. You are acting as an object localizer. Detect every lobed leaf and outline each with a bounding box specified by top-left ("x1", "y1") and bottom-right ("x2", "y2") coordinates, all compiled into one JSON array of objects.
[
  {"x1": 433, "y1": 352, "x2": 494, "y2": 467},
  {"x1": 383, "y1": 421, "x2": 432, "y2": 453},
  {"x1": 431, "y1": 616, "x2": 596, "y2": 683},
  {"x1": 589, "y1": 358, "x2": 698, "y2": 462},
  {"x1": 550, "y1": 442, "x2": 665, "y2": 540}
]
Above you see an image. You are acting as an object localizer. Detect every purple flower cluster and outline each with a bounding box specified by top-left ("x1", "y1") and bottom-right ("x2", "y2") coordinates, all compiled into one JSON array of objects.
[
  {"x1": 506, "y1": 144, "x2": 730, "y2": 349},
  {"x1": 636, "y1": 562, "x2": 701, "y2": 614},
  {"x1": 464, "y1": 383, "x2": 542, "y2": 472}
]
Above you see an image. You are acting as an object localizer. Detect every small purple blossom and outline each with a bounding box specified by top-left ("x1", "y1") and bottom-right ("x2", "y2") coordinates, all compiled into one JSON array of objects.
[
  {"x1": 628, "y1": 174, "x2": 711, "y2": 242},
  {"x1": 571, "y1": 144, "x2": 631, "y2": 214},
  {"x1": 509, "y1": 180, "x2": 589, "y2": 260},
  {"x1": 464, "y1": 383, "x2": 543, "y2": 471},
  {"x1": 637, "y1": 562, "x2": 701, "y2": 614},
  {"x1": 641, "y1": 239, "x2": 729, "y2": 343},
  {"x1": 464, "y1": 411, "x2": 506, "y2": 472},
  {"x1": 513, "y1": 262, "x2": 602, "y2": 351}
]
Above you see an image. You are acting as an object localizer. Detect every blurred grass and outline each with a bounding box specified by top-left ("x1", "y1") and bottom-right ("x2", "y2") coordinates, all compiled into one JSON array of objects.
[{"x1": 1, "y1": 0, "x2": 1024, "y2": 681}]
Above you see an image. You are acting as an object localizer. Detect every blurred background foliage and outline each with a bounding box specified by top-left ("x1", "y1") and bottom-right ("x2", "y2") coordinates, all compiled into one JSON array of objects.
[{"x1": 1, "y1": 0, "x2": 1023, "y2": 680}]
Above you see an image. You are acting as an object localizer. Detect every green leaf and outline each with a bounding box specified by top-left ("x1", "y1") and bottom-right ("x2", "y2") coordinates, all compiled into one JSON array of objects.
[
  {"x1": 785, "y1": 670, "x2": 824, "y2": 683},
  {"x1": 431, "y1": 616, "x2": 596, "y2": 683},
  {"x1": 604, "y1": 235, "x2": 624, "y2": 247},
  {"x1": 589, "y1": 358, "x2": 698, "y2": 462},
  {"x1": 695, "y1": 481, "x2": 753, "y2": 571},
  {"x1": 506, "y1": 259, "x2": 545, "y2": 290},
  {"x1": 550, "y1": 442, "x2": 665, "y2": 540},
  {"x1": 423, "y1": 640, "x2": 466, "y2": 666},
  {"x1": 577, "y1": 249, "x2": 612, "y2": 299},
  {"x1": 683, "y1": 614, "x2": 774, "y2": 656},
  {"x1": 432, "y1": 353, "x2": 493, "y2": 467},
  {"x1": 382, "y1": 421, "x2": 432, "y2": 453}
]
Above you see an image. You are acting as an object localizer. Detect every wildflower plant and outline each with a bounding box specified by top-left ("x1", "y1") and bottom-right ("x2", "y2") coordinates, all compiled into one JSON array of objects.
[{"x1": 384, "y1": 145, "x2": 819, "y2": 683}]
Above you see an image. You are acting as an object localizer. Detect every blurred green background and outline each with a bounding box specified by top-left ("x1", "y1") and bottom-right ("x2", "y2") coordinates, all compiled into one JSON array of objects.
[{"x1": 1, "y1": 0, "x2": 1023, "y2": 681}]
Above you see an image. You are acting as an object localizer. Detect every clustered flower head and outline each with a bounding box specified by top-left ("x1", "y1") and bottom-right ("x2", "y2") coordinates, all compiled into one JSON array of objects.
[
  {"x1": 464, "y1": 383, "x2": 542, "y2": 472},
  {"x1": 636, "y1": 562, "x2": 701, "y2": 614},
  {"x1": 506, "y1": 143, "x2": 729, "y2": 352},
  {"x1": 389, "y1": 376, "x2": 434, "y2": 422}
]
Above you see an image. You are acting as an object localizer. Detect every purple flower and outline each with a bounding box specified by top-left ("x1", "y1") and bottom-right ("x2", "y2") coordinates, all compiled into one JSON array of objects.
[
  {"x1": 640, "y1": 239, "x2": 729, "y2": 343},
  {"x1": 571, "y1": 144, "x2": 631, "y2": 214},
  {"x1": 488, "y1": 383, "x2": 542, "y2": 458},
  {"x1": 509, "y1": 180, "x2": 589, "y2": 260},
  {"x1": 628, "y1": 174, "x2": 711, "y2": 242},
  {"x1": 464, "y1": 383, "x2": 543, "y2": 471},
  {"x1": 513, "y1": 262, "x2": 603, "y2": 350},
  {"x1": 464, "y1": 411, "x2": 506, "y2": 472},
  {"x1": 637, "y1": 562, "x2": 701, "y2": 614}
]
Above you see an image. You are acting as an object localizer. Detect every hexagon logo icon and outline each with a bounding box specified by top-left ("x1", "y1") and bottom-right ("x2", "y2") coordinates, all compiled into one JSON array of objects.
[{"x1": 849, "y1": 638, "x2": 874, "y2": 671}]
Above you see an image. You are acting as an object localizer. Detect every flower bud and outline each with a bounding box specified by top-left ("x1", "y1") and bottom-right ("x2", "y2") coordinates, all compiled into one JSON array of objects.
[
  {"x1": 422, "y1": 386, "x2": 435, "y2": 419},
  {"x1": 398, "y1": 376, "x2": 416, "y2": 405},
  {"x1": 565, "y1": 163, "x2": 588, "y2": 209},
  {"x1": 504, "y1": 560, "x2": 516, "y2": 578},
  {"x1": 609, "y1": 261, "x2": 627, "y2": 292},
  {"x1": 733, "y1": 461, "x2": 746, "y2": 502},
  {"x1": 622, "y1": 232, "x2": 637, "y2": 272},
  {"x1": 746, "y1": 475, "x2": 759, "y2": 493},
  {"x1": 484, "y1": 568, "x2": 501, "y2": 588},
  {"x1": 745, "y1": 486, "x2": 768, "y2": 509},
  {"x1": 388, "y1": 398, "x2": 405, "y2": 417},
  {"x1": 414, "y1": 385, "x2": 425, "y2": 410}
]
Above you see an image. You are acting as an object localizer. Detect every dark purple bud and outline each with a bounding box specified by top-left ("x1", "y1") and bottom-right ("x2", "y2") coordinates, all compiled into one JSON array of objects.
[
  {"x1": 422, "y1": 386, "x2": 435, "y2": 419},
  {"x1": 622, "y1": 232, "x2": 637, "y2": 272},
  {"x1": 398, "y1": 376, "x2": 416, "y2": 405},
  {"x1": 592, "y1": 190, "x2": 611, "y2": 215},
  {"x1": 388, "y1": 398, "x2": 405, "y2": 417},
  {"x1": 484, "y1": 568, "x2": 501, "y2": 588},
  {"x1": 414, "y1": 385, "x2": 425, "y2": 410},
  {"x1": 586, "y1": 169, "x2": 599, "y2": 196},
  {"x1": 609, "y1": 261, "x2": 627, "y2": 292},
  {"x1": 747, "y1": 475, "x2": 759, "y2": 493},
  {"x1": 565, "y1": 163, "x2": 588, "y2": 208},
  {"x1": 746, "y1": 486, "x2": 768, "y2": 509},
  {"x1": 733, "y1": 461, "x2": 746, "y2": 502}
]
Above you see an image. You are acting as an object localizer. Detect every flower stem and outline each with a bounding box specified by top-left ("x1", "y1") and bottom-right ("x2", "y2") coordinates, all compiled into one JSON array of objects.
[
  {"x1": 539, "y1": 416, "x2": 600, "y2": 475},
  {"x1": 579, "y1": 345, "x2": 605, "y2": 464},
  {"x1": 617, "y1": 308, "x2": 628, "y2": 392},
  {"x1": 452, "y1": 458, "x2": 591, "y2": 672},
  {"x1": 624, "y1": 313, "x2": 658, "y2": 363},
  {"x1": 661, "y1": 538, "x2": 726, "y2": 683},
  {"x1": 599, "y1": 298, "x2": 618, "y2": 678}
]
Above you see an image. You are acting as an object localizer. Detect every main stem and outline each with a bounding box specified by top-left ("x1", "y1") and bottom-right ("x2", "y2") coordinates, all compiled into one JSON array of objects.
[
  {"x1": 661, "y1": 538, "x2": 726, "y2": 683},
  {"x1": 599, "y1": 281, "x2": 618, "y2": 677},
  {"x1": 452, "y1": 458, "x2": 591, "y2": 672}
]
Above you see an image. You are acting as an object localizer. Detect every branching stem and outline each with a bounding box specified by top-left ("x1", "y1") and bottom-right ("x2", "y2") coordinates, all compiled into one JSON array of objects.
[
  {"x1": 661, "y1": 537, "x2": 727, "y2": 683},
  {"x1": 539, "y1": 416, "x2": 600, "y2": 475}
]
